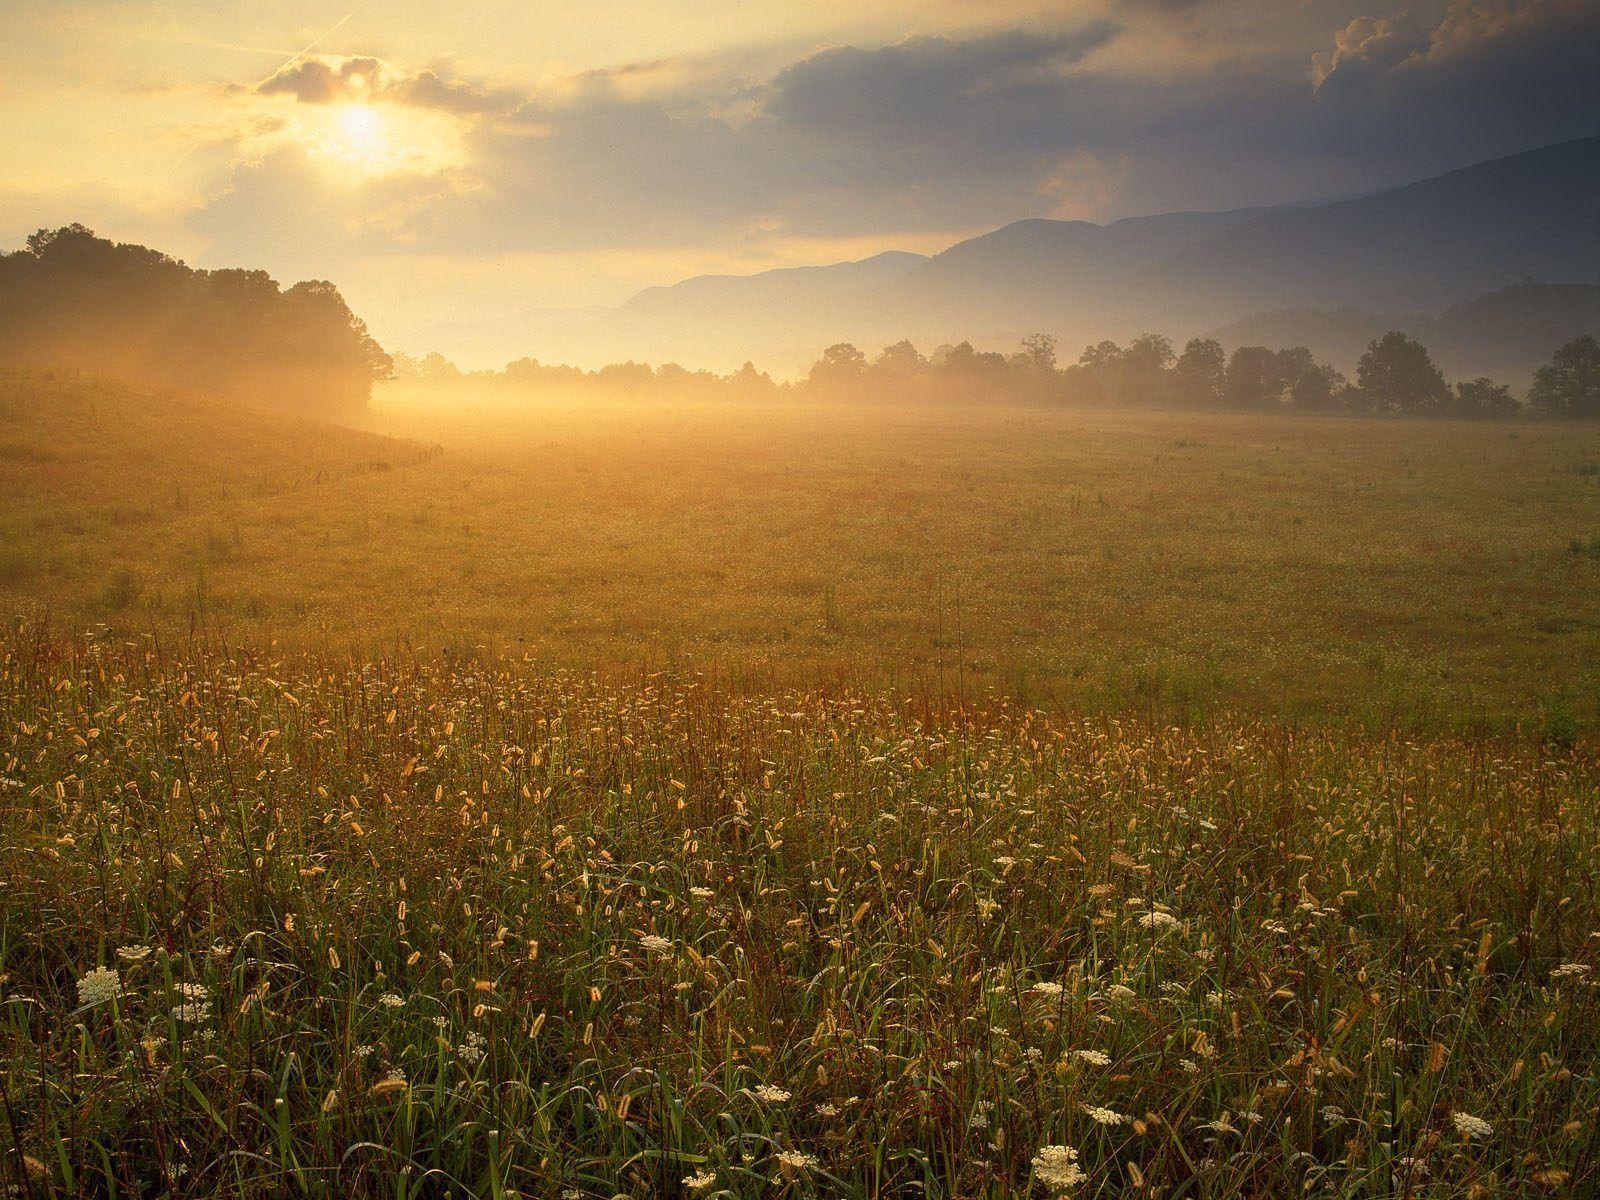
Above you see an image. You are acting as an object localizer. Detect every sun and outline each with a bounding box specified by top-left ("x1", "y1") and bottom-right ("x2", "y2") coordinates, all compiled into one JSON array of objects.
[
  {"x1": 292, "y1": 100, "x2": 466, "y2": 180},
  {"x1": 337, "y1": 104, "x2": 382, "y2": 152}
]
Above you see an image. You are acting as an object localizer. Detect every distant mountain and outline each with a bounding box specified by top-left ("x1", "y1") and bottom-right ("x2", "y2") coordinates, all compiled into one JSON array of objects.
[
  {"x1": 898, "y1": 208, "x2": 1267, "y2": 325},
  {"x1": 1211, "y1": 281, "x2": 1600, "y2": 384},
  {"x1": 622, "y1": 250, "x2": 927, "y2": 318},
  {"x1": 1159, "y1": 138, "x2": 1600, "y2": 313},
  {"x1": 525, "y1": 137, "x2": 1600, "y2": 375}
]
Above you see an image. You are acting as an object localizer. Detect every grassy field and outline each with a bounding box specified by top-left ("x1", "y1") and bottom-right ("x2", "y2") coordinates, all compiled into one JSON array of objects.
[
  {"x1": 0, "y1": 631, "x2": 1595, "y2": 1198},
  {"x1": 1, "y1": 370, "x2": 1599, "y2": 1198},
  {"x1": 2, "y1": 369, "x2": 1599, "y2": 735}
]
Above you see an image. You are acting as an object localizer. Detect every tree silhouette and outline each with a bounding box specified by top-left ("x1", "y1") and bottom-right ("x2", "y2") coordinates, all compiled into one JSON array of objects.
[
  {"x1": 1528, "y1": 335, "x2": 1600, "y2": 418},
  {"x1": 1355, "y1": 331, "x2": 1448, "y2": 414},
  {"x1": 1175, "y1": 338, "x2": 1226, "y2": 406},
  {"x1": 0, "y1": 225, "x2": 391, "y2": 412}
]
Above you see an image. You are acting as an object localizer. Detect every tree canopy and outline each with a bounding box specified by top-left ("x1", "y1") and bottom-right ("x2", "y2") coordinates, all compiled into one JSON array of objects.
[{"x1": 0, "y1": 225, "x2": 391, "y2": 412}]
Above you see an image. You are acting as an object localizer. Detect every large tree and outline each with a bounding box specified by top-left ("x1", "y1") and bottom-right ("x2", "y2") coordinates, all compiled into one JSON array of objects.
[
  {"x1": 1528, "y1": 335, "x2": 1600, "y2": 418},
  {"x1": 1355, "y1": 331, "x2": 1449, "y2": 414},
  {"x1": 1175, "y1": 337, "x2": 1226, "y2": 406}
]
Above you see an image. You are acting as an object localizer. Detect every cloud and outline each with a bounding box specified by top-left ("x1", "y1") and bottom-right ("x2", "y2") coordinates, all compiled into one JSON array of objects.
[
  {"x1": 1311, "y1": 13, "x2": 1430, "y2": 97},
  {"x1": 259, "y1": 55, "x2": 518, "y2": 115},
  {"x1": 192, "y1": 4, "x2": 1599, "y2": 294}
]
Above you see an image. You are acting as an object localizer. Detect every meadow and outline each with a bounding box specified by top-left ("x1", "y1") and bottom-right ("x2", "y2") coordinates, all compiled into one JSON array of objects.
[
  {"x1": 3, "y1": 369, "x2": 1599, "y2": 734},
  {"x1": 1, "y1": 369, "x2": 1598, "y2": 1197}
]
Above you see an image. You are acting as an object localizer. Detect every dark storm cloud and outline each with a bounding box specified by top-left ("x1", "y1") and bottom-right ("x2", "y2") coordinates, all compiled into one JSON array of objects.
[{"x1": 204, "y1": 2, "x2": 1600, "y2": 266}]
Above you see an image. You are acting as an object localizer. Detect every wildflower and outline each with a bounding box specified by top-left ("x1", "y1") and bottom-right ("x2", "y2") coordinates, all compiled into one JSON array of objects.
[
  {"x1": 1321, "y1": 1106, "x2": 1347, "y2": 1127},
  {"x1": 173, "y1": 982, "x2": 210, "y2": 1001},
  {"x1": 690, "y1": 887, "x2": 715, "y2": 899},
  {"x1": 815, "y1": 1102, "x2": 839, "y2": 1118},
  {"x1": 1072, "y1": 1049, "x2": 1112, "y2": 1067},
  {"x1": 116, "y1": 945, "x2": 153, "y2": 964},
  {"x1": 1139, "y1": 911, "x2": 1181, "y2": 931},
  {"x1": 1550, "y1": 962, "x2": 1591, "y2": 980},
  {"x1": 1031, "y1": 1144, "x2": 1087, "y2": 1190},
  {"x1": 639, "y1": 934, "x2": 672, "y2": 954},
  {"x1": 976, "y1": 896, "x2": 1000, "y2": 919},
  {"x1": 1179, "y1": 1058, "x2": 1200, "y2": 1074},
  {"x1": 1451, "y1": 1112, "x2": 1493, "y2": 1139},
  {"x1": 172, "y1": 1001, "x2": 211, "y2": 1024},
  {"x1": 77, "y1": 966, "x2": 122, "y2": 1007},
  {"x1": 683, "y1": 1170, "x2": 716, "y2": 1191},
  {"x1": 970, "y1": 1100, "x2": 995, "y2": 1130},
  {"x1": 753, "y1": 1084, "x2": 791, "y2": 1103},
  {"x1": 1030, "y1": 981, "x2": 1065, "y2": 1000},
  {"x1": 457, "y1": 1030, "x2": 487, "y2": 1065},
  {"x1": 1105, "y1": 984, "x2": 1137, "y2": 1002},
  {"x1": 378, "y1": 992, "x2": 405, "y2": 1008},
  {"x1": 774, "y1": 1150, "x2": 817, "y2": 1172},
  {"x1": 1082, "y1": 1104, "x2": 1127, "y2": 1125}
]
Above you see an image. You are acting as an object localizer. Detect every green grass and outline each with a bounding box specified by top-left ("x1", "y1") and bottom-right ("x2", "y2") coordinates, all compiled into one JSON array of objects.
[
  {"x1": 0, "y1": 629, "x2": 1595, "y2": 1197},
  {"x1": 1, "y1": 370, "x2": 1598, "y2": 1196},
  {"x1": 3, "y1": 369, "x2": 1599, "y2": 735}
]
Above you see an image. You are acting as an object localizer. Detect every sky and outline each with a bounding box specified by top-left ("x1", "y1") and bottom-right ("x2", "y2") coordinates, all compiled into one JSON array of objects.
[{"x1": 3, "y1": 0, "x2": 1596, "y2": 365}]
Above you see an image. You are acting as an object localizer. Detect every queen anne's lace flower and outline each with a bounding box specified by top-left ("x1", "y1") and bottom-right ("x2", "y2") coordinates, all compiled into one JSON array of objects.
[
  {"x1": 1452, "y1": 1112, "x2": 1493, "y2": 1138},
  {"x1": 1032, "y1": 1144, "x2": 1086, "y2": 1190},
  {"x1": 78, "y1": 966, "x2": 122, "y2": 1007}
]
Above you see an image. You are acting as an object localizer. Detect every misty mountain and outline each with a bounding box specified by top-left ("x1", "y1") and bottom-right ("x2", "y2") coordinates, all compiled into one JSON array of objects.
[
  {"x1": 571, "y1": 138, "x2": 1599, "y2": 376},
  {"x1": 897, "y1": 207, "x2": 1267, "y2": 323},
  {"x1": 1159, "y1": 138, "x2": 1600, "y2": 313},
  {"x1": 1210, "y1": 281, "x2": 1600, "y2": 385}
]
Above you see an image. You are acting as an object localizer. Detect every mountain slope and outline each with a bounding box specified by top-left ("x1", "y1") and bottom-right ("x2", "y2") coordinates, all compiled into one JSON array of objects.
[
  {"x1": 1161, "y1": 138, "x2": 1600, "y2": 312},
  {"x1": 1209, "y1": 281, "x2": 1600, "y2": 383},
  {"x1": 538, "y1": 138, "x2": 1600, "y2": 373}
]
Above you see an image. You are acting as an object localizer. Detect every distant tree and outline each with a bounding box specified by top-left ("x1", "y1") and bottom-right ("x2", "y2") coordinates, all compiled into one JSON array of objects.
[
  {"x1": 1224, "y1": 346, "x2": 1283, "y2": 408},
  {"x1": 419, "y1": 352, "x2": 462, "y2": 382},
  {"x1": 1451, "y1": 377, "x2": 1520, "y2": 419},
  {"x1": 1355, "y1": 331, "x2": 1448, "y2": 414},
  {"x1": 808, "y1": 342, "x2": 868, "y2": 390},
  {"x1": 1528, "y1": 335, "x2": 1600, "y2": 418},
  {"x1": 874, "y1": 340, "x2": 927, "y2": 376},
  {"x1": 1017, "y1": 332, "x2": 1058, "y2": 373},
  {"x1": 1175, "y1": 337, "x2": 1226, "y2": 406},
  {"x1": 1275, "y1": 347, "x2": 1344, "y2": 410},
  {"x1": 1078, "y1": 340, "x2": 1122, "y2": 369},
  {"x1": 595, "y1": 360, "x2": 654, "y2": 392},
  {"x1": 728, "y1": 360, "x2": 779, "y2": 398}
]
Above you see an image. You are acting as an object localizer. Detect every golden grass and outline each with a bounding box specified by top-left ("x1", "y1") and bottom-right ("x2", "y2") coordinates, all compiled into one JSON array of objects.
[{"x1": 4, "y1": 369, "x2": 1597, "y2": 733}]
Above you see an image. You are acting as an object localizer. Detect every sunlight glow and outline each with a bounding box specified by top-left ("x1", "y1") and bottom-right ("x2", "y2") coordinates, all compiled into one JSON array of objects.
[{"x1": 299, "y1": 102, "x2": 462, "y2": 180}]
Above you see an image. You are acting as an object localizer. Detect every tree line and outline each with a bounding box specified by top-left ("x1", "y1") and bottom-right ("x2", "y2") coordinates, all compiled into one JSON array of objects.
[
  {"x1": 410, "y1": 331, "x2": 1599, "y2": 419},
  {"x1": 802, "y1": 330, "x2": 1599, "y2": 417},
  {"x1": 0, "y1": 225, "x2": 391, "y2": 411}
]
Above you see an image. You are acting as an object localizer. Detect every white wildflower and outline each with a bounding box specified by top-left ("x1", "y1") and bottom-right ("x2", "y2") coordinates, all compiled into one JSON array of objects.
[
  {"x1": 753, "y1": 1084, "x2": 791, "y2": 1103},
  {"x1": 1451, "y1": 1112, "x2": 1493, "y2": 1139},
  {"x1": 77, "y1": 966, "x2": 122, "y2": 1007},
  {"x1": 1031, "y1": 1144, "x2": 1087, "y2": 1190},
  {"x1": 1081, "y1": 1104, "x2": 1127, "y2": 1126}
]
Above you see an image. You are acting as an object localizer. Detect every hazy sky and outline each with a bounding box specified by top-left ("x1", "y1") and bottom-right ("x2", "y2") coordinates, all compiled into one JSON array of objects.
[{"x1": 3, "y1": 0, "x2": 1595, "y2": 363}]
